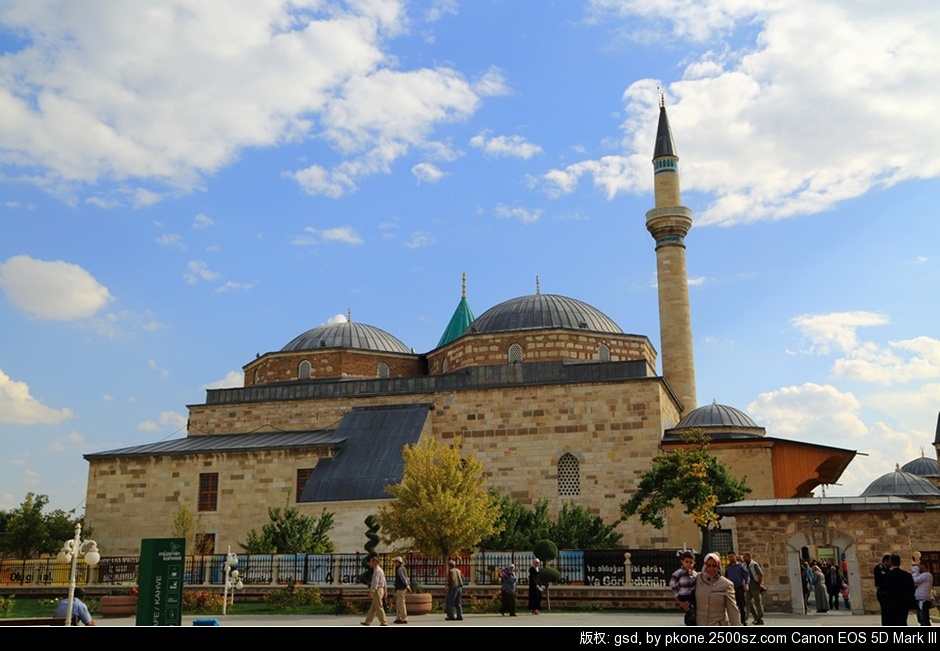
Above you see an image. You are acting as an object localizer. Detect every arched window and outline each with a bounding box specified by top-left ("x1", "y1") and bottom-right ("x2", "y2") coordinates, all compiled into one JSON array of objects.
[
  {"x1": 377, "y1": 362, "x2": 390, "y2": 378},
  {"x1": 298, "y1": 360, "x2": 311, "y2": 380},
  {"x1": 508, "y1": 343, "x2": 523, "y2": 364},
  {"x1": 598, "y1": 344, "x2": 611, "y2": 362},
  {"x1": 558, "y1": 453, "x2": 580, "y2": 496}
]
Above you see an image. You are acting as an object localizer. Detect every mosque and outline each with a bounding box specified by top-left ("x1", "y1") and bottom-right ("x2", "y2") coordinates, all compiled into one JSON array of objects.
[{"x1": 83, "y1": 101, "x2": 936, "y2": 599}]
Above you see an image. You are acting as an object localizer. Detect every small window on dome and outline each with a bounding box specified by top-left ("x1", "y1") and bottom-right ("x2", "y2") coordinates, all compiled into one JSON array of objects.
[
  {"x1": 377, "y1": 363, "x2": 390, "y2": 378},
  {"x1": 508, "y1": 344, "x2": 523, "y2": 364},
  {"x1": 298, "y1": 360, "x2": 311, "y2": 380},
  {"x1": 558, "y1": 453, "x2": 580, "y2": 496},
  {"x1": 598, "y1": 344, "x2": 611, "y2": 362}
]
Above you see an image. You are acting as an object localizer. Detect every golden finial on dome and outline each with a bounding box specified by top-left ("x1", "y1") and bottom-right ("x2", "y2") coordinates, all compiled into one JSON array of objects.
[{"x1": 461, "y1": 272, "x2": 467, "y2": 299}]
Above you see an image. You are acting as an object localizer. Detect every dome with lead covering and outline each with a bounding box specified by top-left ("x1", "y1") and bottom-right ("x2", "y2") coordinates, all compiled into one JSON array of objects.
[
  {"x1": 282, "y1": 320, "x2": 410, "y2": 354},
  {"x1": 901, "y1": 451, "x2": 939, "y2": 478},
  {"x1": 861, "y1": 466, "x2": 940, "y2": 497},
  {"x1": 676, "y1": 402, "x2": 760, "y2": 429},
  {"x1": 464, "y1": 294, "x2": 622, "y2": 336}
]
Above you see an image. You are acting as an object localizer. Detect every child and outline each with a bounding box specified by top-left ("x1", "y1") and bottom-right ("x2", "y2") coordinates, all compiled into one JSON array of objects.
[{"x1": 670, "y1": 551, "x2": 697, "y2": 626}]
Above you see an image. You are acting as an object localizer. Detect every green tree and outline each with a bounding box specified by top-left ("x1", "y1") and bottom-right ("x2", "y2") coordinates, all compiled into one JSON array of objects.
[
  {"x1": 240, "y1": 499, "x2": 335, "y2": 554},
  {"x1": 479, "y1": 493, "x2": 551, "y2": 550},
  {"x1": 379, "y1": 436, "x2": 501, "y2": 560},
  {"x1": 620, "y1": 430, "x2": 750, "y2": 553},
  {"x1": 549, "y1": 502, "x2": 623, "y2": 549},
  {"x1": 0, "y1": 493, "x2": 83, "y2": 558}
]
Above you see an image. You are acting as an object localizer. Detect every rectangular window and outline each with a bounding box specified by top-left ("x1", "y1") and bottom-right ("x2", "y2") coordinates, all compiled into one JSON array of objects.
[
  {"x1": 198, "y1": 472, "x2": 218, "y2": 512},
  {"x1": 296, "y1": 468, "x2": 314, "y2": 502}
]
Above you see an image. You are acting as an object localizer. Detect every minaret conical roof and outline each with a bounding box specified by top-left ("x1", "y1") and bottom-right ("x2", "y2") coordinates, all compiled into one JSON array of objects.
[
  {"x1": 653, "y1": 98, "x2": 677, "y2": 160},
  {"x1": 437, "y1": 273, "x2": 476, "y2": 348}
]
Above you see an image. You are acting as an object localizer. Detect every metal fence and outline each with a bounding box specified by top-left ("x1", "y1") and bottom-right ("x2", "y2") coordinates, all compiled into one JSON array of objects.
[{"x1": 0, "y1": 549, "x2": 682, "y2": 588}]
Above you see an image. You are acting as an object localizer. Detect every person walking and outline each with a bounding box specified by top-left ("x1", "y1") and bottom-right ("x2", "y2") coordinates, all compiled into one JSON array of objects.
[
  {"x1": 499, "y1": 563, "x2": 518, "y2": 616},
  {"x1": 445, "y1": 559, "x2": 463, "y2": 621},
  {"x1": 884, "y1": 554, "x2": 916, "y2": 626},
  {"x1": 913, "y1": 561, "x2": 933, "y2": 626},
  {"x1": 528, "y1": 558, "x2": 543, "y2": 615},
  {"x1": 361, "y1": 557, "x2": 388, "y2": 626},
  {"x1": 812, "y1": 563, "x2": 828, "y2": 613},
  {"x1": 725, "y1": 552, "x2": 750, "y2": 625},
  {"x1": 874, "y1": 554, "x2": 891, "y2": 625},
  {"x1": 392, "y1": 556, "x2": 411, "y2": 624},
  {"x1": 742, "y1": 551, "x2": 765, "y2": 625}
]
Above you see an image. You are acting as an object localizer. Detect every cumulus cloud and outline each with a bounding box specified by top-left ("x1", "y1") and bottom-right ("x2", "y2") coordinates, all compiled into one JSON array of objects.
[
  {"x1": 325, "y1": 313, "x2": 348, "y2": 325},
  {"x1": 137, "y1": 410, "x2": 187, "y2": 432},
  {"x1": 411, "y1": 162, "x2": 447, "y2": 183},
  {"x1": 0, "y1": 2, "x2": 503, "y2": 199},
  {"x1": 405, "y1": 231, "x2": 435, "y2": 248},
  {"x1": 192, "y1": 213, "x2": 214, "y2": 229},
  {"x1": 216, "y1": 281, "x2": 256, "y2": 292},
  {"x1": 469, "y1": 130, "x2": 543, "y2": 159},
  {"x1": 292, "y1": 226, "x2": 363, "y2": 245},
  {"x1": 0, "y1": 255, "x2": 113, "y2": 320},
  {"x1": 183, "y1": 260, "x2": 223, "y2": 285},
  {"x1": 0, "y1": 367, "x2": 74, "y2": 424},
  {"x1": 791, "y1": 311, "x2": 889, "y2": 355},
  {"x1": 46, "y1": 431, "x2": 86, "y2": 452},
  {"x1": 156, "y1": 233, "x2": 186, "y2": 250},
  {"x1": 747, "y1": 382, "x2": 868, "y2": 442},
  {"x1": 203, "y1": 371, "x2": 245, "y2": 390},
  {"x1": 494, "y1": 203, "x2": 541, "y2": 224},
  {"x1": 548, "y1": 2, "x2": 940, "y2": 225}
]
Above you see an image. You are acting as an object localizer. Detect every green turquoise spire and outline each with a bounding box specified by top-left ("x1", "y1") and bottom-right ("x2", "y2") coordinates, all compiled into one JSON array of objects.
[{"x1": 437, "y1": 273, "x2": 475, "y2": 348}]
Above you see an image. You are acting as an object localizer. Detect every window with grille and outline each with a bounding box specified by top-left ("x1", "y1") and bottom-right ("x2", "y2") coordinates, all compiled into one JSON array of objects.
[
  {"x1": 558, "y1": 453, "x2": 580, "y2": 496},
  {"x1": 296, "y1": 468, "x2": 314, "y2": 502},
  {"x1": 508, "y1": 344, "x2": 523, "y2": 364},
  {"x1": 198, "y1": 473, "x2": 218, "y2": 512},
  {"x1": 298, "y1": 360, "x2": 311, "y2": 379},
  {"x1": 377, "y1": 362, "x2": 390, "y2": 378},
  {"x1": 599, "y1": 344, "x2": 611, "y2": 362}
]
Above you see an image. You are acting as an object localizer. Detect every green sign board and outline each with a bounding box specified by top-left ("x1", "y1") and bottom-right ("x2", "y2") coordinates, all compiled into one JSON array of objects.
[{"x1": 137, "y1": 538, "x2": 185, "y2": 626}]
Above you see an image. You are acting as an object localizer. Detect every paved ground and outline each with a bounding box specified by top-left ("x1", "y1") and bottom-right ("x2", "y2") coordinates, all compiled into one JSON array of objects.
[{"x1": 92, "y1": 609, "x2": 902, "y2": 627}]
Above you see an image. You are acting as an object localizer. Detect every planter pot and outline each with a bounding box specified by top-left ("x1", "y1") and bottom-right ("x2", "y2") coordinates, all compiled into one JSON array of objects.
[
  {"x1": 99, "y1": 595, "x2": 138, "y2": 618},
  {"x1": 404, "y1": 592, "x2": 432, "y2": 616}
]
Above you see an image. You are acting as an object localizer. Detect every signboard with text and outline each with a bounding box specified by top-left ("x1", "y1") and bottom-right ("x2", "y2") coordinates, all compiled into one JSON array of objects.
[{"x1": 137, "y1": 538, "x2": 185, "y2": 626}]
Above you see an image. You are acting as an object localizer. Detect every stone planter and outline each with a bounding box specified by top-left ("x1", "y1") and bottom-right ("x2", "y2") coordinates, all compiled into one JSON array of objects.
[
  {"x1": 404, "y1": 592, "x2": 432, "y2": 616},
  {"x1": 99, "y1": 595, "x2": 138, "y2": 618}
]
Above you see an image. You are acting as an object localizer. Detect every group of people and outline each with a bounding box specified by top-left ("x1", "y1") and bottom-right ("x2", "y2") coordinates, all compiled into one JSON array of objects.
[
  {"x1": 874, "y1": 553, "x2": 934, "y2": 626},
  {"x1": 668, "y1": 550, "x2": 766, "y2": 626},
  {"x1": 802, "y1": 559, "x2": 850, "y2": 613},
  {"x1": 497, "y1": 558, "x2": 545, "y2": 616}
]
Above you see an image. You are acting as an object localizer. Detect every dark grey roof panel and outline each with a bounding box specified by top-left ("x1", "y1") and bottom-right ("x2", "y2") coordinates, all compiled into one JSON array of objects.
[
  {"x1": 300, "y1": 403, "x2": 431, "y2": 503},
  {"x1": 676, "y1": 402, "x2": 760, "y2": 429},
  {"x1": 464, "y1": 294, "x2": 622, "y2": 336},
  {"x1": 653, "y1": 104, "x2": 677, "y2": 159},
  {"x1": 901, "y1": 455, "x2": 940, "y2": 478},
  {"x1": 861, "y1": 469, "x2": 940, "y2": 497},
  {"x1": 85, "y1": 430, "x2": 336, "y2": 459},
  {"x1": 717, "y1": 496, "x2": 926, "y2": 515},
  {"x1": 282, "y1": 321, "x2": 411, "y2": 354}
]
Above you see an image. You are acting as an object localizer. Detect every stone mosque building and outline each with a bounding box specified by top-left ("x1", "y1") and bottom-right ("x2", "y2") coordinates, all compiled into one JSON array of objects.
[{"x1": 84, "y1": 101, "x2": 872, "y2": 568}]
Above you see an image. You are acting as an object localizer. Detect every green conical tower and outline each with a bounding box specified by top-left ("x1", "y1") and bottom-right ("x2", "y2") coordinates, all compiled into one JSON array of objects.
[{"x1": 437, "y1": 273, "x2": 475, "y2": 348}]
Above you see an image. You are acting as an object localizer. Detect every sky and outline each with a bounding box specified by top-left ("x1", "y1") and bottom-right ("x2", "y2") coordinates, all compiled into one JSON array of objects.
[{"x1": 1, "y1": 0, "x2": 939, "y2": 515}]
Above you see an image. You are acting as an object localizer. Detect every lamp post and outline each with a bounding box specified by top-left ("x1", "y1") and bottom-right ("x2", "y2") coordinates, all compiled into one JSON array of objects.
[
  {"x1": 56, "y1": 523, "x2": 100, "y2": 626},
  {"x1": 222, "y1": 546, "x2": 243, "y2": 615}
]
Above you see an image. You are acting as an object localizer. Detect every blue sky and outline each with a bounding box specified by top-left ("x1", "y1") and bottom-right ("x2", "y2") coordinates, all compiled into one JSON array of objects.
[{"x1": 1, "y1": 0, "x2": 938, "y2": 514}]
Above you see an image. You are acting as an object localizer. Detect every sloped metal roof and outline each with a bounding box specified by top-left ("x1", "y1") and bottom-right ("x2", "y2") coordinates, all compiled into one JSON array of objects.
[
  {"x1": 299, "y1": 403, "x2": 431, "y2": 503},
  {"x1": 717, "y1": 496, "x2": 926, "y2": 514},
  {"x1": 464, "y1": 294, "x2": 622, "y2": 336},
  {"x1": 84, "y1": 430, "x2": 336, "y2": 459},
  {"x1": 281, "y1": 320, "x2": 411, "y2": 354},
  {"x1": 437, "y1": 296, "x2": 476, "y2": 348}
]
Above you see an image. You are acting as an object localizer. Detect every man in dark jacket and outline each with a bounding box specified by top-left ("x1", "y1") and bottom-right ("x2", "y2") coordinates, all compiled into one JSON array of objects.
[{"x1": 884, "y1": 554, "x2": 916, "y2": 626}]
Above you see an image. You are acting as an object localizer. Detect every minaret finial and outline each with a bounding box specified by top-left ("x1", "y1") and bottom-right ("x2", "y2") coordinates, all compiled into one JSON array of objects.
[
  {"x1": 461, "y1": 272, "x2": 467, "y2": 299},
  {"x1": 659, "y1": 87, "x2": 665, "y2": 108},
  {"x1": 535, "y1": 275, "x2": 540, "y2": 295},
  {"x1": 921, "y1": 446, "x2": 926, "y2": 458},
  {"x1": 347, "y1": 308, "x2": 352, "y2": 322}
]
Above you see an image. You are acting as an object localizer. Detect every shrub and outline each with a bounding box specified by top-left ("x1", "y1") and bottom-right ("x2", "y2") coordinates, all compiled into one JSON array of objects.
[
  {"x1": 0, "y1": 595, "x2": 14, "y2": 617},
  {"x1": 264, "y1": 583, "x2": 322, "y2": 608},
  {"x1": 182, "y1": 590, "x2": 224, "y2": 613}
]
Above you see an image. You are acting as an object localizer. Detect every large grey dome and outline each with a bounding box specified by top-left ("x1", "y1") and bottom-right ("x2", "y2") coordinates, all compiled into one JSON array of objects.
[
  {"x1": 861, "y1": 467, "x2": 940, "y2": 497},
  {"x1": 676, "y1": 402, "x2": 759, "y2": 429},
  {"x1": 282, "y1": 321, "x2": 410, "y2": 354},
  {"x1": 464, "y1": 294, "x2": 622, "y2": 336},
  {"x1": 900, "y1": 454, "x2": 940, "y2": 478}
]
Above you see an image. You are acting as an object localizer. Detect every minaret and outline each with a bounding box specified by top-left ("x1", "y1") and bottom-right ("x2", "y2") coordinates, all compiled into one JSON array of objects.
[{"x1": 646, "y1": 96, "x2": 697, "y2": 414}]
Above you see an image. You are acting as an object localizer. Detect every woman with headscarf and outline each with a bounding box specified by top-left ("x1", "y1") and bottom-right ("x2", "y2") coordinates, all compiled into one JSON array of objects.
[
  {"x1": 528, "y1": 558, "x2": 543, "y2": 614},
  {"x1": 694, "y1": 553, "x2": 742, "y2": 626},
  {"x1": 812, "y1": 563, "x2": 828, "y2": 613}
]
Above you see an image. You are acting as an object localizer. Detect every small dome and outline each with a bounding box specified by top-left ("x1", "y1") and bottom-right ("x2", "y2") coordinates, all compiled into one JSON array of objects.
[
  {"x1": 861, "y1": 467, "x2": 940, "y2": 497},
  {"x1": 282, "y1": 321, "x2": 410, "y2": 354},
  {"x1": 464, "y1": 294, "x2": 622, "y2": 336},
  {"x1": 676, "y1": 402, "x2": 760, "y2": 429},
  {"x1": 900, "y1": 454, "x2": 940, "y2": 478}
]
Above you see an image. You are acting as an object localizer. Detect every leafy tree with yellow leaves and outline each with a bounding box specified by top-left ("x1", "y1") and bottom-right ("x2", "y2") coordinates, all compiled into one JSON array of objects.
[
  {"x1": 620, "y1": 429, "x2": 749, "y2": 553},
  {"x1": 379, "y1": 436, "x2": 501, "y2": 561}
]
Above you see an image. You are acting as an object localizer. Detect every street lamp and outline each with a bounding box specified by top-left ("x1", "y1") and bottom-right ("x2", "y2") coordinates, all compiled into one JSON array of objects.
[
  {"x1": 222, "y1": 546, "x2": 243, "y2": 615},
  {"x1": 56, "y1": 523, "x2": 101, "y2": 627}
]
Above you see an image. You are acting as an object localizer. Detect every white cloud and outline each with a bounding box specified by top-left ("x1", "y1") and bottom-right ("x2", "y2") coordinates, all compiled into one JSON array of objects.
[
  {"x1": 0, "y1": 255, "x2": 114, "y2": 320},
  {"x1": 137, "y1": 410, "x2": 187, "y2": 432},
  {"x1": 494, "y1": 203, "x2": 541, "y2": 224},
  {"x1": 203, "y1": 371, "x2": 244, "y2": 390},
  {"x1": 292, "y1": 226, "x2": 363, "y2": 245},
  {"x1": 325, "y1": 313, "x2": 348, "y2": 325},
  {"x1": 0, "y1": 367, "x2": 74, "y2": 424},
  {"x1": 46, "y1": 430, "x2": 86, "y2": 452},
  {"x1": 411, "y1": 162, "x2": 447, "y2": 183},
  {"x1": 405, "y1": 231, "x2": 435, "y2": 248},
  {"x1": 469, "y1": 130, "x2": 543, "y2": 159},
  {"x1": 791, "y1": 311, "x2": 889, "y2": 355},
  {"x1": 133, "y1": 188, "x2": 162, "y2": 207},
  {"x1": 147, "y1": 359, "x2": 169, "y2": 379},
  {"x1": 183, "y1": 260, "x2": 223, "y2": 284},
  {"x1": 550, "y1": 2, "x2": 940, "y2": 225},
  {"x1": 687, "y1": 276, "x2": 706, "y2": 287},
  {"x1": 747, "y1": 382, "x2": 868, "y2": 442},
  {"x1": 0, "y1": 2, "x2": 504, "y2": 199},
  {"x1": 192, "y1": 213, "x2": 214, "y2": 229},
  {"x1": 156, "y1": 233, "x2": 186, "y2": 250},
  {"x1": 216, "y1": 280, "x2": 256, "y2": 292}
]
